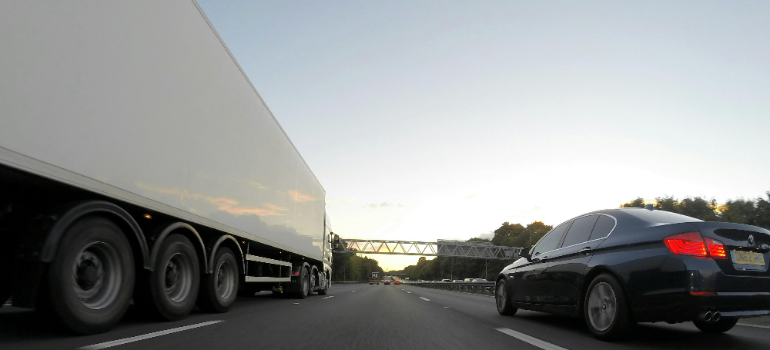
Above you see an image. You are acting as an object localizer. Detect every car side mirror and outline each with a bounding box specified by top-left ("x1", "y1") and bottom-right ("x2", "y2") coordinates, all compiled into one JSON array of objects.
[{"x1": 519, "y1": 248, "x2": 531, "y2": 261}]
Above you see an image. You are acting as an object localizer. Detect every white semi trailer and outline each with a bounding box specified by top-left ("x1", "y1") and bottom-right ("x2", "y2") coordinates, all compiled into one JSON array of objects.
[{"x1": 0, "y1": 0, "x2": 333, "y2": 334}]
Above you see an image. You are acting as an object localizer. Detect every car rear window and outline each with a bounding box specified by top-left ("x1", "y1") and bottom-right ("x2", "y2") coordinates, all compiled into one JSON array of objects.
[{"x1": 622, "y1": 209, "x2": 702, "y2": 225}]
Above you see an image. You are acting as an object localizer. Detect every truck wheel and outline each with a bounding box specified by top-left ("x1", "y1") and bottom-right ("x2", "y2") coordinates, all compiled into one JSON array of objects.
[
  {"x1": 295, "y1": 266, "x2": 310, "y2": 299},
  {"x1": 147, "y1": 234, "x2": 199, "y2": 321},
  {"x1": 47, "y1": 217, "x2": 134, "y2": 334},
  {"x1": 584, "y1": 273, "x2": 633, "y2": 340},
  {"x1": 317, "y1": 272, "x2": 329, "y2": 295},
  {"x1": 197, "y1": 247, "x2": 238, "y2": 313}
]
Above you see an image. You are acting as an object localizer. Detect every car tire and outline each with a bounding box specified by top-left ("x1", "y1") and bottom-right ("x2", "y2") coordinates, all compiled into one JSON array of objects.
[
  {"x1": 197, "y1": 247, "x2": 239, "y2": 313},
  {"x1": 47, "y1": 217, "x2": 135, "y2": 334},
  {"x1": 584, "y1": 273, "x2": 633, "y2": 340},
  {"x1": 495, "y1": 278, "x2": 517, "y2": 316},
  {"x1": 693, "y1": 318, "x2": 738, "y2": 334}
]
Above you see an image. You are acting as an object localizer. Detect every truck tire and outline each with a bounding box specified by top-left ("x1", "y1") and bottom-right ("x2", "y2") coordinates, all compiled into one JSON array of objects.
[
  {"x1": 317, "y1": 272, "x2": 329, "y2": 295},
  {"x1": 197, "y1": 247, "x2": 238, "y2": 313},
  {"x1": 47, "y1": 217, "x2": 135, "y2": 334},
  {"x1": 295, "y1": 266, "x2": 310, "y2": 299},
  {"x1": 145, "y1": 234, "x2": 200, "y2": 321}
]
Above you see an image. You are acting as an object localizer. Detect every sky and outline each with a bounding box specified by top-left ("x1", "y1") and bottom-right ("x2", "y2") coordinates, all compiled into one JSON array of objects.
[{"x1": 197, "y1": 0, "x2": 770, "y2": 270}]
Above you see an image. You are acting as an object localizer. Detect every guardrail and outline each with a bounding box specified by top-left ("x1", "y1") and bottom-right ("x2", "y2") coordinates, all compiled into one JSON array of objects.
[{"x1": 407, "y1": 282, "x2": 496, "y2": 296}]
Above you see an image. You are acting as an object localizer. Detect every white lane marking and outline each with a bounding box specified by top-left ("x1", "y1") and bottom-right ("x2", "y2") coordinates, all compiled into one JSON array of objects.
[
  {"x1": 420, "y1": 297, "x2": 431, "y2": 302},
  {"x1": 407, "y1": 291, "x2": 412, "y2": 294},
  {"x1": 443, "y1": 306, "x2": 449, "y2": 309},
  {"x1": 80, "y1": 321, "x2": 223, "y2": 350},
  {"x1": 738, "y1": 323, "x2": 770, "y2": 330},
  {"x1": 323, "y1": 296, "x2": 335, "y2": 299},
  {"x1": 293, "y1": 302, "x2": 300, "y2": 305},
  {"x1": 495, "y1": 328, "x2": 568, "y2": 350}
]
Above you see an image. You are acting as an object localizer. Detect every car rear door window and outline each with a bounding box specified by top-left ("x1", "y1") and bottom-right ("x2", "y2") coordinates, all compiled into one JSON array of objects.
[
  {"x1": 589, "y1": 215, "x2": 615, "y2": 241},
  {"x1": 532, "y1": 222, "x2": 570, "y2": 256},
  {"x1": 561, "y1": 215, "x2": 599, "y2": 247}
]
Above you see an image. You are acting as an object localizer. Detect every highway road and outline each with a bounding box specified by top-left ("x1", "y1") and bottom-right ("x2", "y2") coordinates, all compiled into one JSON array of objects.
[{"x1": 2, "y1": 283, "x2": 769, "y2": 350}]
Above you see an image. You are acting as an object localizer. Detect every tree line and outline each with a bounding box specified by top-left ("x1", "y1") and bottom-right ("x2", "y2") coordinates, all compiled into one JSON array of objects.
[
  {"x1": 621, "y1": 192, "x2": 770, "y2": 230},
  {"x1": 330, "y1": 250, "x2": 384, "y2": 282},
  {"x1": 337, "y1": 190, "x2": 770, "y2": 282}
]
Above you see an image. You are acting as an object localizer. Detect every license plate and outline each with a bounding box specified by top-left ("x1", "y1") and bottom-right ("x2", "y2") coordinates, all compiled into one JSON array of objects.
[{"x1": 731, "y1": 251, "x2": 765, "y2": 266}]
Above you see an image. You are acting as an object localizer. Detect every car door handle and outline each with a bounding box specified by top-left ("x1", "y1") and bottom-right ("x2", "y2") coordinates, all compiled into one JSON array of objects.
[{"x1": 578, "y1": 247, "x2": 592, "y2": 255}]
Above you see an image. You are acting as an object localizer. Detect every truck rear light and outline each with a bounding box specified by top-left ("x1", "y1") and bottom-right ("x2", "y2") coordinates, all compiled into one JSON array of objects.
[
  {"x1": 664, "y1": 232, "x2": 707, "y2": 258},
  {"x1": 292, "y1": 271, "x2": 300, "y2": 276},
  {"x1": 705, "y1": 238, "x2": 726, "y2": 259}
]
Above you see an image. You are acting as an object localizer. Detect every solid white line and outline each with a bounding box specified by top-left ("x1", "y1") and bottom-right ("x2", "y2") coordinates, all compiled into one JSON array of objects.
[
  {"x1": 323, "y1": 296, "x2": 335, "y2": 299},
  {"x1": 420, "y1": 297, "x2": 431, "y2": 302},
  {"x1": 80, "y1": 321, "x2": 223, "y2": 350},
  {"x1": 738, "y1": 323, "x2": 770, "y2": 330},
  {"x1": 495, "y1": 328, "x2": 568, "y2": 350}
]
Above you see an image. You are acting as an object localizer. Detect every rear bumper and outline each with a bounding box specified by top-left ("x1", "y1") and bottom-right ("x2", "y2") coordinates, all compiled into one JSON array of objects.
[{"x1": 633, "y1": 256, "x2": 770, "y2": 322}]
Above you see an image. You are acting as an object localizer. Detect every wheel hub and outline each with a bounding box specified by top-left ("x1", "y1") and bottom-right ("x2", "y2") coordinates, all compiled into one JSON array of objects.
[
  {"x1": 165, "y1": 261, "x2": 178, "y2": 288},
  {"x1": 71, "y1": 241, "x2": 122, "y2": 310}
]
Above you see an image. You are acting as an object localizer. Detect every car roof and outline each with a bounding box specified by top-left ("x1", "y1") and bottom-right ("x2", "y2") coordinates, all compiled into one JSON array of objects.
[{"x1": 586, "y1": 208, "x2": 701, "y2": 227}]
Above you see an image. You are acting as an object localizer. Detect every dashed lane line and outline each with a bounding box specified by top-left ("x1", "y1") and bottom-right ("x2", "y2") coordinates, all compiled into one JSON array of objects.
[
  {"x1": 323, "y1": 296, "x2": 335, "y2": 299},
  {"x1": 495, "y1": 328, "x2": 568, "y2": 350},
  {"x1": 80, "y1": 321, "x2": 223, "y2": 350},
  {"x1": 419, "y1": 297, "x2": 431, "y2": 302}
]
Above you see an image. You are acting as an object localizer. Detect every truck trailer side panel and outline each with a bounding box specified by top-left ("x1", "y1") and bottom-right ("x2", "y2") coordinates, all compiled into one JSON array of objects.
[{"x1": 0, "y1": 1, "x2": 325, "y2": 261}]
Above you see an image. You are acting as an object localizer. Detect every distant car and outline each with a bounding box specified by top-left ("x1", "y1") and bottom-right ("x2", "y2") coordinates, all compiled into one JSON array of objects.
[
  {"x1": 453, "y1": 280, "x2": 463, "y2": 283},
  {"x1": 441, "y1": 279, "x2": 451, "y2": 282},
  {"x1": 369, "y1": 279, "x2": 379, "y2": 285},
  {"x1": 473, "y1": 278, "x2": 488, "y2": 283},
  {"x1": 495, "y1": 208, "x2": 770, "y2": 339},
  {"x1": 383, "y1": 280, "x2": 391, "y2": 285},
  {"x1": 394, "y1": 280, "x2": 402, "y2": 285},
  {"x1": 463, "y1": 278, "x2": 474, "y2": 282}
]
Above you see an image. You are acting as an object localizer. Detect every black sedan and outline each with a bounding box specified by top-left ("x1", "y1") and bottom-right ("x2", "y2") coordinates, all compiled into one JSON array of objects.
[{"x1": 495, "y1": 208, "x2": 770, "y2": 339}]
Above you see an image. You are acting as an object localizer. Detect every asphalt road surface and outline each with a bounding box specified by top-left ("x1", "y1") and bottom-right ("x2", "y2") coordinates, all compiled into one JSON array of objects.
[{"x1": 2, "y1": 283, "x2": 769, "y2": 350}]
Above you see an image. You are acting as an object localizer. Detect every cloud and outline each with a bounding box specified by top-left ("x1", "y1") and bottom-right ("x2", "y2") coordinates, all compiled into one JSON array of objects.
[
  {"x1": 464, "y1": 194, "x2": 475, "y2": 199},
  {"x1": 367, "y1": 202, "x2": 404, "y2": 208},
  {"x1": 208, "y1": 197, "x2": 287, "y2": 216},
  {"x1": 136, "y1": 181, "x2": 286, "y2": 216},
  {"x1": 288, "y1": 190, "x2": 316, "y2": 202}
]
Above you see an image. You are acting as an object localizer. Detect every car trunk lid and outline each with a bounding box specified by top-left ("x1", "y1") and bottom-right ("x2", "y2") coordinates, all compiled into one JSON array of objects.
[{"x1": 692, "y1": 222, "x2": 770, "y2": 277}]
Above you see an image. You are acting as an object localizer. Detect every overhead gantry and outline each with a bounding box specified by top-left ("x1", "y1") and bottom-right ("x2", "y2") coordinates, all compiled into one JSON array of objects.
[{"x1": 333, "y1": 237, "x2": 523, "y2": 260}]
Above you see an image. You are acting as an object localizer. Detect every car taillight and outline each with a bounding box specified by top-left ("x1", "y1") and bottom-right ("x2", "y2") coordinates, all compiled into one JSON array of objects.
[
  {"x1": 705, "y1": 238, "x2": 726, "y2": 258},
  {"x1": 664, "y1": 232, "x2": 707, "y2": 258},
  {"x1": 292, "y1": 271, "x2": 300, "y2": 276},
  {"x1": 664, "y1": 232, "x2": 727, "y2": 259}
]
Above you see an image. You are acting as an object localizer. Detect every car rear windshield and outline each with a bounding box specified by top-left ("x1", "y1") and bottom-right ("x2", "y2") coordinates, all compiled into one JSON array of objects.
[{"x1": 623, "y1": 209, "x2": 702, "y2": 225}]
